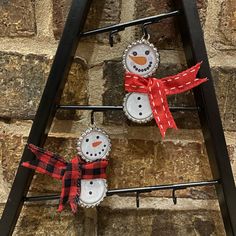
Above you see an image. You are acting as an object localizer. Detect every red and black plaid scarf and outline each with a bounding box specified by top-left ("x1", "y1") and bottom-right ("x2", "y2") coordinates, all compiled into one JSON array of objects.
[{"x1": 22, "y1": 144, "x2": 108, "y2": 213}]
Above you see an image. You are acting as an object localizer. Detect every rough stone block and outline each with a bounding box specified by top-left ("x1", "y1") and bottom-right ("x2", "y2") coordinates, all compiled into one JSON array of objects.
[
  {"x1": 97, "y1": 206, "x2": 224, "y2": 236},
  {"x1": 218, "y1": 0, "x2": 236, "y2": 48},
  {"x1": 103, "y1": 60, "x2": 126, "y2": 125},
  {"x1": 134, "y1": 0, "x2": 208, "y2": 49},
  {"x1": 52, "y1": 0, "x2": 122, "y2": 42},
  {"x1": 0, "y1": 133, "x2": 79, "y2": 195},
  {"x1": 0, "y1": 0, "x2": 36, "y2": 37},
  {"x1": 212, "y1": 66, "x2": 236, "y2": 131},
  {"x1": 108, "y1": 138, "x2": 215, "y2": 199},
  {"x1": 12, "y1": 204, "x2": 86, "y2": 235},
  {"x1": 0, "y1": 52, "x2": 88, "y2": 120}
]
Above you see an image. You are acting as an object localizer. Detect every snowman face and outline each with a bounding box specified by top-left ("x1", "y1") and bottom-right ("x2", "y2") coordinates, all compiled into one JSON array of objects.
[
  {"x1": 79, "y1": 179, "x2": 107, "y2": 207},
  {"x1": 123, "y1": 39, "x2": 160, "y2": 77},
  {"x1": 77, "y1": 128, "x2": 111, "y2": 162},
  {"x1": 123, "y1": 92, "x2": 153, "y2": 123}
]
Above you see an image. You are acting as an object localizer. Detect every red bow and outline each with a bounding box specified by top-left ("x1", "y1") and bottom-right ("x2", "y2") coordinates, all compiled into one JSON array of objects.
[
  {"x1": 22, "y1": 144, "x2": 108, "y2": 213},
  {"x1": 125, "y1": 63, "x2": 207, "y2": 137}
]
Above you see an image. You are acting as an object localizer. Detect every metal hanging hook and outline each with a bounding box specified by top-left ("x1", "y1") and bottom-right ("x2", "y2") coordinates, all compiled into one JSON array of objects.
[
  {"x1": 109, "y1": 29, "x2": 119, "y2": 47},
  {"x1": 136, "y1": 192, "x2": 140, "y2": 208},
  {"x1": 141, "y1": 22, "x2": 152, "y2": 40},
  {"x1": 172, "y1": 187, "x2": 187, "y2": 205},
  {"x1": 172, "y1": 188, "x2": 177, "y2": 205},
  {"x1": 90, "y1": 110, "x2": 95, "y2": 126}
]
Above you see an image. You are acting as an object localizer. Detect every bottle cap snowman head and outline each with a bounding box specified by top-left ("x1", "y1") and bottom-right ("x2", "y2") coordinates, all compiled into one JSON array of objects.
[
  {"x1": 122, "y1": 36, "x2": 160, "y2": 78},
  {"x1": 77, "y1": 127, "x2": 111, "y2": 162}
]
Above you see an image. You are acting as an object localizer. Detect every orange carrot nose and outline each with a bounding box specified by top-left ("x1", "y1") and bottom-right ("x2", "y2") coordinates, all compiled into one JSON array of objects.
[
  {"x1": 129, "y1": 55, "x2": 147, "y2": 65},
  {"x1": 92, "y1": 141, "x2": 102, "y2": 148}
]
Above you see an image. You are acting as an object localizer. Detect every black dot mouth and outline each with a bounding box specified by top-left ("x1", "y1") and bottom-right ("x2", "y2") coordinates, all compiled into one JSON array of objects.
[
  {"x1": 133, "y1": 61, "x2": 153, "y2": 72},
  {"x1": 83, "y1": 146, "x2": 108, "y2": 158}
]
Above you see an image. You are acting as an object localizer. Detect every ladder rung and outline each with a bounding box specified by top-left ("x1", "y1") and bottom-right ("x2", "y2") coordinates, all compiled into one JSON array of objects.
[
  {"x1": 24, "y1": 179, "x2": 218, "y2": 202},
  {"x1": 58, "y1": 105, "x2": 200, "y2": 112},
  {"x1": 81, "y1": 11, "x2": 180, "y2": 37},
  {"x1": 107, "y1": 179, "x2": 219, "y2": 195}
]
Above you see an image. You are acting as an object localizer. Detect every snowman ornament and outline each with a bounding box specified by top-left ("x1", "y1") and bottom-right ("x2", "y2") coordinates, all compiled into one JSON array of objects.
[
  {"x1": 123, "y1": 37, "x2": 160, "y2": 123},
  {"x1": 77, "y1": 127, "x2": 111, "y2": 207}
]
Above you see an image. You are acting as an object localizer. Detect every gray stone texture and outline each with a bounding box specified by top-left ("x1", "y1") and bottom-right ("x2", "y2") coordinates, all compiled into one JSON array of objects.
[
  {"x1": 97, "y1": 207, "x2": 225, "y2": 236},
  {"x1": 134, "y1": 0, "x2": 208, "y2": 49},
  {"x1": 212, "y1": 66, "x2": 236, "y2": 131},
  {"x1": 13, "y1": 205, "x2": 86, "y2": 235},
  {"x1": 218, "y1": 0, "x2": 236, "y2": 48},
  {"x1": 52, "y1": 0, "x2": 122, "y2": 43},
  {"x1": 0, "y1": 52, "x2": 88, "y2": 120},
  {"x1": 0, "y1": 0, "x2": 36, "y2": 37}
]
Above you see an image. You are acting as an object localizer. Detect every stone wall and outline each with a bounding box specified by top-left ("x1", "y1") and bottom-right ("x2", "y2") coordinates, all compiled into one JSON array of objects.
[{"x1": 0, "y1": 0, "x2": 235, "y2": 235}]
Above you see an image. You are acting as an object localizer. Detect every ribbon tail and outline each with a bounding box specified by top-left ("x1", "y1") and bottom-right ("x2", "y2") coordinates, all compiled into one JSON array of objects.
[
  {"x1": 57, "y1": 193, "x2": 78, "y2": 214},
  {"x1": 69, "y1": 199, "x2": 78, "y2": 214},
  {"x1": 22, "y1": 144, "x2": 67, "y2": 180},
  {"x1": 148, "y1": 80, "x2": 177, "y2": 138},
  {"x1": 27, "y1": 144, "x2": 68, "y2": 166},
  {"x1": 151, "y1": 97, "x2": 177, "y2": 138},
  {"x1": 59, "y1": 157, "x2": 82, "y2": 213},
  {"x1": 163, "y1": 63, "x2": 208, "y2": 96}
]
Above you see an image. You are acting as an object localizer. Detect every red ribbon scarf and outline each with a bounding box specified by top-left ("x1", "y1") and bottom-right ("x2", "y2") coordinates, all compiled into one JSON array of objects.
[
  {"x1": 22, "y1": 144, "x2": 108, "y2": 213},
  {"x1": 125, "y1": 63, "x2": 207, "y2": 137}
]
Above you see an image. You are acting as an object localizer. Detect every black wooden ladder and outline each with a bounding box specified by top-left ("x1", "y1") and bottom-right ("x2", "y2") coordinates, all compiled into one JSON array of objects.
[{"x1": 1, "y1": 0, "x2": 236, "y2": 235}]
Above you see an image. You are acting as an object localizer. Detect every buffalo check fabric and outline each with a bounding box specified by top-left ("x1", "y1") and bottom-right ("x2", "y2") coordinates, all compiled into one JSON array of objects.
[{"x1": 22, "y1": 144, "x2": 108, "y2": 213}]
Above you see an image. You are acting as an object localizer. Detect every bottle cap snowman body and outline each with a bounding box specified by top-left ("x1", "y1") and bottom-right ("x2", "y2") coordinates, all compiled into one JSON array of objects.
[
  {"x1": 79, "y1": 179, "x2": 107, "y2": 207},
  {"x1": 77, "y1": 127, "x2": 110, "y2": 208},
  {"x1": 123, "y1": 93, "x2": 153, "y2": 123},
  {"x1": 123, "y1": 38, "x2": 160, "y2": 123}
]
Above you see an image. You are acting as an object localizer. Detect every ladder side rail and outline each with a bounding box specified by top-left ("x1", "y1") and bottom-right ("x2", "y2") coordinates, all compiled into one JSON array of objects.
[
  {"x1": 0, "y1": 0, "x2": 92, "y2": 235},
  {"x1": 175, "y1": 0, "x2": 236, "y2": 235}
]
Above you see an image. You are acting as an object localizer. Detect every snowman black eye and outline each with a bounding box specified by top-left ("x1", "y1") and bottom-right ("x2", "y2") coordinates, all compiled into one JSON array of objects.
[
  {"x1": 133, "y1": 51, "x2": 137, "y2": 56},
  {"x1": 96, "y1": 136, "x2": 100, "y2": 139},
  {"x1": 145, "y1": 50, "x2": 150, "y2": 55},
  {"x1": 86, "y1": 139, "x2": 89, "y2": 142}
]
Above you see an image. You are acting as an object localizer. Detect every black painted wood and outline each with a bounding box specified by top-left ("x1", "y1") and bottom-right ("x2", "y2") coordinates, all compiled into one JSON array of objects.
[
  {"x1": 0, "y1": 0, "x2": 92, "y2": 235},
  {"x1": 175, "y1": 0, "x2": 236, "y2": 235}
]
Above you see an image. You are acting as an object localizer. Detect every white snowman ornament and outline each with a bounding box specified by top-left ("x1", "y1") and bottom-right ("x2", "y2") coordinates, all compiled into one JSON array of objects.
[
  {"x1": 123, "y1": 38, "x2": 160, "y2": 123},
  {"x1": 77, "y1": 127, "x2": 111, "y2": 207}
]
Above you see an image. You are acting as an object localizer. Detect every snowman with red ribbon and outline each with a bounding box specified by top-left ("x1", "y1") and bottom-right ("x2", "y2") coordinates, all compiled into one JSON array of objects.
[{"x1": 123, "y1": 35, "x2": 207, "y2": 137}]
